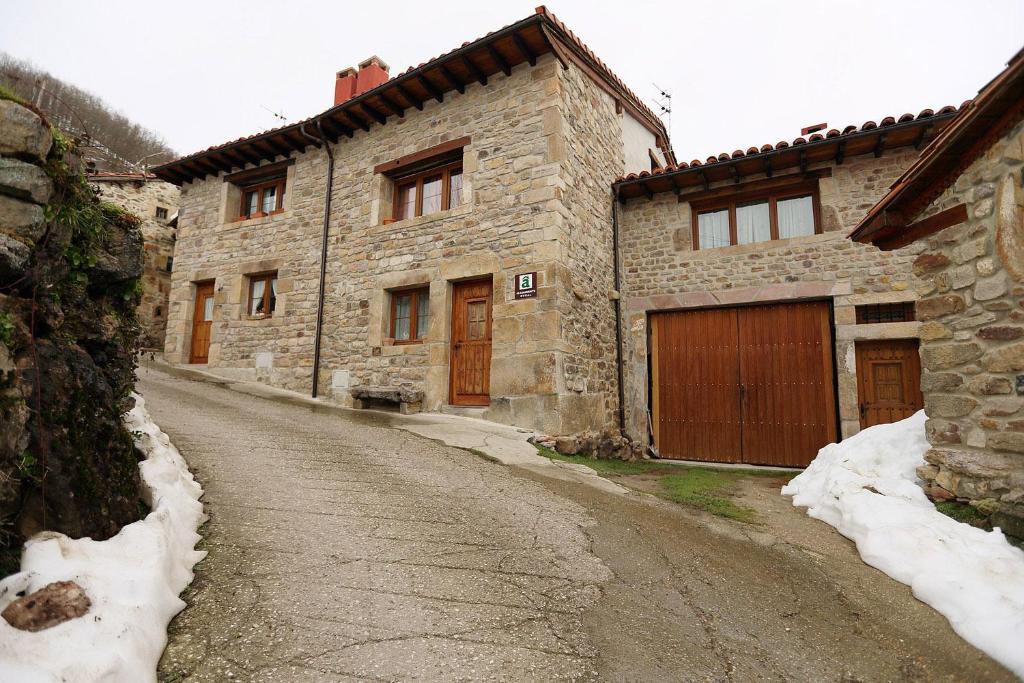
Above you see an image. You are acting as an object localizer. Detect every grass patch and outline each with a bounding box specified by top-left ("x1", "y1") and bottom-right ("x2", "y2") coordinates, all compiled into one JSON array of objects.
[
  {"x1": 533, "y1": 444, "x2": 779, "y2": 523},
  {"x1": 533, "y1": 444, "x2": 667, "y2": 475},
  {"x1": 658, "y1": 470, "x2": 758, "y2": 523},
  {"x1": 935, "y1": 500, "x2": 988, "y2": 525}
]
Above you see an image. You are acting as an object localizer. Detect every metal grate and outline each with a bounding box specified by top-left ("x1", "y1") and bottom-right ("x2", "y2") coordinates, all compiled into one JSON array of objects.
[{"x1": 856, "y1": 302, "x2": 916, "y2": 324}]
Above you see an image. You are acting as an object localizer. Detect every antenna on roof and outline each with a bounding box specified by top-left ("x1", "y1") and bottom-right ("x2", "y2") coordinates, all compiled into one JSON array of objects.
[
  {"x1": 261, "y1": 105, "x2": 288, "y2": 124},
  {"x1": 652, "y1": 83, "x2": 672, "y2": 139}
]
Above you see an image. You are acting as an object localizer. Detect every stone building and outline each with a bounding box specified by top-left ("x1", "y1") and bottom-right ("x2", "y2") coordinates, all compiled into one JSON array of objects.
[
  {"x1": 89, "y1": 172, "x2": 179, "y2": 349},
  {"x1": 851, "y1": 49, "x2": 1024, "y2": 533},
  {"x1": 153, "y1": 8, "x2": 671, "y2": 435},
  {"x1": 613, "y1": 108, "x2": 961, "y2": 466}
]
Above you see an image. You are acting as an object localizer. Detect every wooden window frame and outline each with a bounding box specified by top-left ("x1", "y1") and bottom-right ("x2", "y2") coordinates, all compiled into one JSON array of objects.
[
  {"x1": 238, "y1": 178, "x2": 286, "y2": 221},
  {"x1": 388, "y1": 286, "x2": 430, "y2": 344},
  {"x1": 392, "y1": 161, "x2": 463, "y2": 221},
  {"x1": 247, "y1": 271, "x2": 278, "y2": 318},
  {"x1": 690, "y1": 181, "x2": 822, "y2": 250},
  {"x1": 155, "y1": 206, "x2": 168, "y2": 220}
]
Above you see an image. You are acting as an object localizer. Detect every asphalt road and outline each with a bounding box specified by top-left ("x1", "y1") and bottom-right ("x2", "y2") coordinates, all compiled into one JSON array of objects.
[{"x1": 140, "y1": 366, "x2": 1012, "y2": 682}]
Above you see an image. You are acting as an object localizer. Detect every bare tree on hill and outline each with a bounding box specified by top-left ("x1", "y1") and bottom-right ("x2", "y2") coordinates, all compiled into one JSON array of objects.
[{"x1": 0, "y1": 52, "x2": 177, "y2": 172}]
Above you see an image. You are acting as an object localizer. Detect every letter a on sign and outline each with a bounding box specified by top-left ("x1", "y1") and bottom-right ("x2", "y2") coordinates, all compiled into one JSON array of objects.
[{"x1": 515, "y1": 272, "x2": 537, "y2": 299}]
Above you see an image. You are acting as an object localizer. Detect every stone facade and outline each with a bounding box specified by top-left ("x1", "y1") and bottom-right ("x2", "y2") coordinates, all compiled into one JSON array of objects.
[
  {"x1": 164, "y1": 54, "x2": 660, "y2": 435},
  {"x1": 908, "y1": 120, "x2": 1024, "y2": 533},
  {"x1": 618, "y1": 148, "x2": 929, "y2": 449},
  {"x1": 91, "y1": 174, "x2": 178, "y2": 349}
]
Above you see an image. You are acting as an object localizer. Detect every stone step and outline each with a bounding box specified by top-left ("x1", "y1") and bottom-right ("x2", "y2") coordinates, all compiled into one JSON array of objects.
[{"x1": 440, "y1": 404, "x2": 488, "y2": 419}]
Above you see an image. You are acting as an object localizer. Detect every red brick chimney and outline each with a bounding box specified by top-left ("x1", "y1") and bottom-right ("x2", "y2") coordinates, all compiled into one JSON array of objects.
[
  {"x1": 355, "y1": 56, "x2": 389, "y2": 96},
  {"x1": 333, "y1": 57, "x2": 390, "y2": 106},
  {"x1": 334, "y1": 67, "x2": 357, "y2": 106}
]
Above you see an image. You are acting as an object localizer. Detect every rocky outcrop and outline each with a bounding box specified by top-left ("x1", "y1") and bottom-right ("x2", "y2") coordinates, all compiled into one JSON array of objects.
[{"x1": 0, "y1": 95, "x2": 144, "y2": 573}]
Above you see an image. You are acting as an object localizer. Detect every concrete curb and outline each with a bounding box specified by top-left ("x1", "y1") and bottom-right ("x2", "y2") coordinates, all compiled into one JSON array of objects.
[{"x1": 138, "y1": 357, "x2": 630, "y2": 497}]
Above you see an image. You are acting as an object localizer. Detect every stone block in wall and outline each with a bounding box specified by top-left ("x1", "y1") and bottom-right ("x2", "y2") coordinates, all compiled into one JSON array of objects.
[
  {"x1": 921, "y1": 342, "x2": 983, "y2": 370},
  {"x1": 916, "y1": 294, "x2": 966, "y2": 320},
  {"x1": 982, "y1": 342, "x2": 1024, "y2": 373},
  {"x1": 0, "y1": 194, "x2": 45, "y2": 241},
  {"x1": 0, "y1": 100, "x2": 52, "y2": 159},
  {"x1": 0, "y1": 158, "x2": 53, "y2": 204}
]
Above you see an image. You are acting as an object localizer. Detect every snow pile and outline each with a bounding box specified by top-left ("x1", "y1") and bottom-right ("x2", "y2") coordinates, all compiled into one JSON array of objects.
[
  {"x1": 783, "y1": 411, "x2": 1024, "y2": 677},
  {"x1": 0, "y1": 393, "x2": 206, "y2": 682}
]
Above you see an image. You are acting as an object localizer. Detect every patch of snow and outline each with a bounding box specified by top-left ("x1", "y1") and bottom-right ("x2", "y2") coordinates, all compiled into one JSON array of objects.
[
  {"x1": 0, "y1": 393, "x2": 206, "y2": 682},
  {"x1": 783, "y1": 411, "x2": 1024, "y2": 678}
]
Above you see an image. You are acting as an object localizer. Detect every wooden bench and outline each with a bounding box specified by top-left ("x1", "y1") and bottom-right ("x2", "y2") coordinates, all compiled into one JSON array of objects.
[{"x1": 350, "y1": 386, "x2": 424, "y2": 415}]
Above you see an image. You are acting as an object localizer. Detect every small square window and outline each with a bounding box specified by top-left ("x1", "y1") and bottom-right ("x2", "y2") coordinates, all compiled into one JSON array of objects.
[
  {"x1": 390, "y1": 162, "x2": 462, "y2": 221},
  {"x1": 390, "y1": 287, "x2": 429, "y2": 343},
  {"x1": 248, "y1": 272, "x2": 278, "y2": 317},
  {"x1": 238, "y1": 178, "x2": 286, "y2": 220},
  {"x1": 155, "y1": 206, "x2": 168, "y2": 220}
]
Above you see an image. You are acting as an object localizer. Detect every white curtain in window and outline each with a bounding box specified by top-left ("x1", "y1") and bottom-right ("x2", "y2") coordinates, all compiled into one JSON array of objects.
[
  {"x1": 250, "y1": 280, "x2": 265, "y2": 315},
  {"x1": 777, "y1": 195, "x2": 814, "y2": 239},
  {"x1": 394, "y1": 296, "x2": 411, "y2": 340},
  {"x1": 736, "y1": 201, "x2": 770, "y2": 245},
  {"x1": 268, "y1": 278, "x2": 277, "y2": 314},
  {"x1": 697, "y1": 209, "x2": 730, "y2": 248},
  {"x1": 416, "y1": 293, "x2": 429, "y2": 339}
]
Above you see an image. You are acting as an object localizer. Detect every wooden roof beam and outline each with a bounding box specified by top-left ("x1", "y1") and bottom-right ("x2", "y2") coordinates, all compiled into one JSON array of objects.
[
  {"x1": 914, "y1": 124, "x2": 933, "y2": 150},
  {"x1": 798, "y1": 149, "x2": 808, "y2": 174},
  {"x1": 512, "y1": 33, "x2": 537, "y2": 66},
  {"x1": 194, "y1": 158, "x2": 222, "y2": 178},
  {"x1": 835, "y1": 140, "x2": 846, "y2": 165},
  {"x1": 394, "y1": 82, "x2": 424, "y2": 111},
  {"x1": 763, "y1": 156, "x2": 773, "y2": 178},
  {"x1": 378, "y1": 91, "x2": 405, "y2": 119},
  {"x1": 730, "y1": 164, "x2": 741, "y2": 184},
  {"x1": 418, "y1": 75, "x2": 444, "y2": 103},
  {"x1": 874, "y1": 132, "x2": 888, "y2": 158},
  {"x1": 698, "y1": 170, "x2": 710, "y2": 192},
  {"x1": 487, "y1": 44, "x2": 512, "y2": 77},
  {"x1": 437, "y1": 63, "x2": 465, "y2": 95},
  {"x1": 360, "y1": 102, "x2": 387, "y2": 126},
  {"x1": 461, "y1": 55, "x2": 487, "y2": 86},
  {"x1": 261, "y1": 137, "x2": 294, "y2": 158},
  {"x1": 344, "y1": 109, "x2": 371, "y2": 132}
]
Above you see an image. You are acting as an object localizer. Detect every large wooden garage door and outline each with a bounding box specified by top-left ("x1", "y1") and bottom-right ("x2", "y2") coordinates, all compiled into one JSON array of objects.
[{"x1": 650, "y1": 301, "x2": 837, "y2": 467}]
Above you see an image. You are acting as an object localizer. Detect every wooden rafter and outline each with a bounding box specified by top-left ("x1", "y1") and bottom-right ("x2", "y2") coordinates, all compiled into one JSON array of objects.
[
  {"x1": 461, "y1": 55, "x2": 487, "y2": 86},
  {"x1": 344, "y1": 109, "x2": 371, "y2": 132},
  {"x1": 360, "y1": 102, "x2": 387, "y2": 126},
  {"x1": 512, "y1": 33, "x2": 536, "y2": 66},
  {"x1": 874, "y1": 132, "x2": 888, "y2": 158},
  {"x1": 437, "y1": 63, "x2": 465, "y2": 94},
  {"x1": 394, "y1": 82, "x2": 424, "y2": 111},
  {"x1": 377, "y1": 91, "x2": 405, "y2": 118},
  {"x1": 487, "y1": 44, "x2": 511, "y2": 76},
  {"x1": 417, "y1": 75, "x2": 444, "y2": 103}
]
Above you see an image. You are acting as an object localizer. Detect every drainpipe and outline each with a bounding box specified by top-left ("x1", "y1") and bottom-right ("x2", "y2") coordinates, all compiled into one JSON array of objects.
[
  {"x1": 301, "y1": 120, "x2": 334, "y2": 398},
  {"x1": 611, "y1": 186, "x2": 627, "y2": 438}
]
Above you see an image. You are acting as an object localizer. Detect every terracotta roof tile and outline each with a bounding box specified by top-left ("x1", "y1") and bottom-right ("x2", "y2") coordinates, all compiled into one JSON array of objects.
[{"x1": 614, "y1": 105, "x2": 966, "y2": 183}]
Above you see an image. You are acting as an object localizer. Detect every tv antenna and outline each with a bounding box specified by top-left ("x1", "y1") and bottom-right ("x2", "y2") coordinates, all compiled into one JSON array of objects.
[
  {"x1": 261, "y1": 105, "x2": 288, "y2": 124},
  {"x1": 652, "y1": 82, "x2": 672, "y2": 139}
]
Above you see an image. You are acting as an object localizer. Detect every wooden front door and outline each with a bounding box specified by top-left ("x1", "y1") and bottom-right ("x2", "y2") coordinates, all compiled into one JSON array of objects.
[
  {"x1": 856, "y1": 339, "x2": 923, "y2": 428},
  {"x1": 650, "y1": 301, "x2": 838, "y2": 467},
  {"x1": 450, "y1": 278, "x2": 492, "y2": 406},
  {"x1": 189, "y1": 282, "x2": 215, "y2": 364}
]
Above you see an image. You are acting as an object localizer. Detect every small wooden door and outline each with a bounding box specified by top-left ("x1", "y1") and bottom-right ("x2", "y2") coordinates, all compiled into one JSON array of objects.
[
  {"x1": 856, "y1": 339, "x2": 923, "y2": 428},
  {"x1": 189, "y1": 282, "x2": 215, "y2": 364},
  {"x1": 450, "y1": 278, "x2": 492, "y2": 406}
]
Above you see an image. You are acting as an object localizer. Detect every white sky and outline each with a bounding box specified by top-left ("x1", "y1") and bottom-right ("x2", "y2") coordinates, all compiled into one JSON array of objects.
[{"x1": 2, "y1": 1, "x2": 1021, "y2": 162}]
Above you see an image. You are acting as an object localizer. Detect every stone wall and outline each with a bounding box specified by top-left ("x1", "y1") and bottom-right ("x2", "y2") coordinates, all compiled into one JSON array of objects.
[
  {"x1": 618, "y1": 148, "x2": 928, "y2": 448},
  {"x1": 0, "y1": 97, "x2": 144, "y2": 571},
  {"x1": 909, "y1": 120, "x2": 1024, "y2": 535},
  {"x1": 165, "y1": 54, "x2": 636, "y2": 435},
  {"x1": 92, "y1": 177, "x2": 178, "y2": 349}
]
